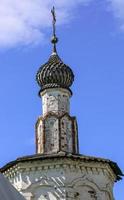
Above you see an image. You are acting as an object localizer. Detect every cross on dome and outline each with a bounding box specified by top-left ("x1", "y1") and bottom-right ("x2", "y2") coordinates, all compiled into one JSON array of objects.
[
  {"x1": 36, "y1": 7, "x2": 74, "y2": 95},
  {"x1": 51, "y1": 6, "x2": 58, "y2": 54}
]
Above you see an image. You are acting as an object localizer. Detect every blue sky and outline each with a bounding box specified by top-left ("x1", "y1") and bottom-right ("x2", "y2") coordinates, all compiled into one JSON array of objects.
[{"x1": 0, "y1": 0, "x2": 124, "y2": 199}]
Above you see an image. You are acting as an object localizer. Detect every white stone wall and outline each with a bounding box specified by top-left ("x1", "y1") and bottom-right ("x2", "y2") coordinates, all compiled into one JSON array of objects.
[
  {"x1": 60, "y1": 115, "x2": 73, "y2": 152},
  {"x1": 36, "y1": 120, "x2": 44, "y2": 154},
  {"x1": 36, "y1": 88, "x2": 79, "y2": 154},
  {"x1": 44, "y1": 116, "x2": 59, "y2": 154},
  {"x1": 41, "y1": 89, "x2": 71, "y2": 116},
  {"x1": 36, "y1": 115, "x2": 78, "y2": 154},
  {"x1": 4, "y1": 158, "x2": 116, "y2": 200}
]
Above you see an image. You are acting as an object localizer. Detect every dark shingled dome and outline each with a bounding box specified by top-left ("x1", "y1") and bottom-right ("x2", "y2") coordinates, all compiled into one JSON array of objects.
[{"x1": 36, "y1": 53, "x2": 74, "y2": 92}]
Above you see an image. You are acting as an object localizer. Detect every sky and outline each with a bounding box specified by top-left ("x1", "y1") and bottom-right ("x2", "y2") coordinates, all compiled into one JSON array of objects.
[{"x1": 0, "y1": 0, "x2": 124, "y2": 199}]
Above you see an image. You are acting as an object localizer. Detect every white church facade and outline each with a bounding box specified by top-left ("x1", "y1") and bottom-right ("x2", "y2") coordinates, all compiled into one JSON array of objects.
[{"x1": 1, "y1": 7, "x2": 123, "y2": 200}]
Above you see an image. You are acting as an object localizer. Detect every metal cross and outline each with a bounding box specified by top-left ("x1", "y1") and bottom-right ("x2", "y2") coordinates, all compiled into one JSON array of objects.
[{"x1": 51, "y1": 6, "x2": 56, "y2": 36}]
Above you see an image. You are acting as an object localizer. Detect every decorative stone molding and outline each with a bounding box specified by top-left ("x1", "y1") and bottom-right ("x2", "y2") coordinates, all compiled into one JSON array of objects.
[{"x1": 3, "y1": 157, "x2": 116, "y2": 200}]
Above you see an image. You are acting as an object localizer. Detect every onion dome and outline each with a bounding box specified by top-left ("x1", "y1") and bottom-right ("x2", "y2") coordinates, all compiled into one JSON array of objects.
[
  {"x1": 36, "y1": 7, "x2": 74, "y2": 94},
  {"x1": 36, "y1": 53, "x2": 74, "y2": 93}
]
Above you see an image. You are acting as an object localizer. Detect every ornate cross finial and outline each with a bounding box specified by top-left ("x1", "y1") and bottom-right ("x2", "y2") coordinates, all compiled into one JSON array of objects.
[{"x1": 51, "y1": 7, "x2": 58, "y2": 54}]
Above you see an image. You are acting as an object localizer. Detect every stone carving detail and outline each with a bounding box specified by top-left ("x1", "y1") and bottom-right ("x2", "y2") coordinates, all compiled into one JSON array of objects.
[
  {"x1": 19, "y1": 175, "x2": 66, "y2": 200},
  {"x1": 5, "y1": 161, "x2": 115, "y2": 200}
]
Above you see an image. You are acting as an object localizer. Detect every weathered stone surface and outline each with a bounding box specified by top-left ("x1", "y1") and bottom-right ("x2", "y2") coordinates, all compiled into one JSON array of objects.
[
  {"x1": 35, "y1": 114, "x2": 78, "y2": 154},
  {"x1": 41, "y1": 89, "x2": 71, "y2": 116},
  {"x1": 36, "y1": 88, "x2": 79, "y2": 155},
  {"x1": 3, "y1": 157, "x2": 115, "y2": 200}
]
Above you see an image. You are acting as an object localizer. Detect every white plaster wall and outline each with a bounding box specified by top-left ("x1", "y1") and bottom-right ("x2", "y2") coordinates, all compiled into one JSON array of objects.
[
  {"x1": 60, "y1": 115, "x2": 73, "y2": 153},
  {"x1": 36, "y1": 120, "x2": 44, "y2": 154},
  {"x1": 44, "y1": 116, "x2": 59, "y2": 154},
  {"x1": 36, "y1": 115, "x2": 78, "y2": 154},
  {"x1": 41, "y1": 89, "x2": 71, "y2": 116},
  {"x1": 4, "y1": 158, "x2": 115, "y2": 200}
]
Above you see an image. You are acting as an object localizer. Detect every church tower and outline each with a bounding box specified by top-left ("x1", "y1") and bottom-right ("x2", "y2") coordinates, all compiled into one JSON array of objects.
[
  {"x1": 1, "y1": 7, "x2": 123, "y2": 200},
  {"x1": 35, "y1": 7, "x2": 78, "y2": 156}
]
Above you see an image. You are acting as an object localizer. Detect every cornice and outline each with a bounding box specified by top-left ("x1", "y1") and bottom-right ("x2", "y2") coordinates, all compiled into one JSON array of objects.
[{"x1": 1, "y1": 153, "x2": 123, "y2": 182}]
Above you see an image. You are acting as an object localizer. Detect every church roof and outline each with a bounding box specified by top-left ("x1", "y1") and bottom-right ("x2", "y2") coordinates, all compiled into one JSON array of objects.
[
  {"x1": 1, "y1": 153, "x2": 123, "y2": 182},
  {"x1": 0, "y1": 173, "x2": 25, "y2": 200}
]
